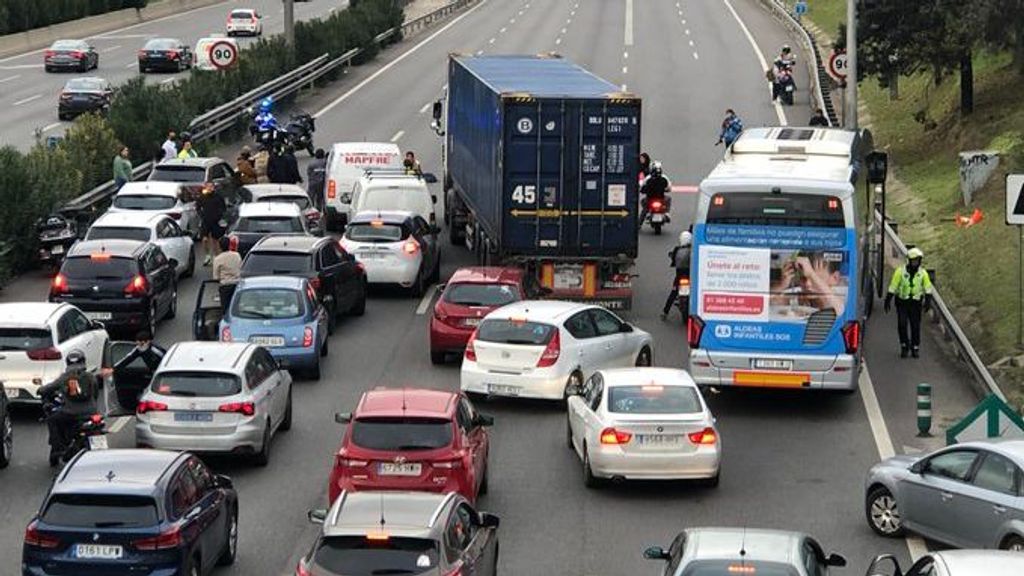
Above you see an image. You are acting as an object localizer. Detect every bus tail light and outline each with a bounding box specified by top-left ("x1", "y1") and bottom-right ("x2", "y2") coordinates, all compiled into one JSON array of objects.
[
  {"x1": 842, "y1": 320, "x2": 861, "y2": 354},
  {"x1": 687, "y1": 316, "x2": 705, "y2": 349}
]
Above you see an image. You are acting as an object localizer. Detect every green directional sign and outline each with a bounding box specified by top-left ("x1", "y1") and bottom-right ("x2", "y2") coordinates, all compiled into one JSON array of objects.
[{"x1": 946, "y1": 394, "x2": 1024, "y2": 445}]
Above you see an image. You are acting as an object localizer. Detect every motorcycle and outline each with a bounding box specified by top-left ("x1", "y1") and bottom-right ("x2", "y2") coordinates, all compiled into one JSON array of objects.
[
  {"x1": 285, "y1": 112, "x2": 316, "y2": 156},
  {"x1": 41, "y1": 393, "x2": 107, "y2": 467},
  {"x1": 643, "y1": 196, "x2": 671, "y2": 235},
  {"x1": 36, "y1": 214, "x2": 78, "y2": 270},
  {"x1": 675, "y1": 276, "x2": 691, "y2": 322},
  {"x1": 777, "y1": 69, "x2": 796, "y2": 106}
]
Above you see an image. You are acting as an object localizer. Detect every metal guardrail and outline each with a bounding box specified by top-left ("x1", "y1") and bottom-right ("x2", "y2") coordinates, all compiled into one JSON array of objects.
[
  {"x1": 58, "y1": 0, "x2": 477, "y2": 226},
  {"x1": 874, "y1": 210, "x2": 1005, "y2": 401}
]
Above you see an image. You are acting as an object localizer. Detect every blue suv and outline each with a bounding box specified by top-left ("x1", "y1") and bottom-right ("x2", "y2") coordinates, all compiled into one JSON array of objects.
[{"x1": 23, "y1": 449, "x2": 238, "y2": 576}]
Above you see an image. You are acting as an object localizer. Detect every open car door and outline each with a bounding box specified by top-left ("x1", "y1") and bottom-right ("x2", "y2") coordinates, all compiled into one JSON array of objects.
[
  {"x1": 194, "y1": 279, "x2": 225, "y2": 341},
  {"x1": 106, "y1": 341, "x2": 153, "y2": 415}
]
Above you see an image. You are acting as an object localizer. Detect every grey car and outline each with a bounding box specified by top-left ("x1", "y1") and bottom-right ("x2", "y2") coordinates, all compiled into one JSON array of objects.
[
  {"x1": 866, "y1": 550, "x2": 1024, "y2": 576},
  {"x1": 643, "y1": 527, "x2": 846, "y2": 576},
  {"x1": 864, "y1": 440, "x2": 1024, "y2": 550}
]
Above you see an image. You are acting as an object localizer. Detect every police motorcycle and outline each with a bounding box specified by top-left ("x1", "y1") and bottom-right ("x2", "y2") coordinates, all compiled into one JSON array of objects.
[{"x1": 36, "y1": 214, "x2": 78, "y2": 270}]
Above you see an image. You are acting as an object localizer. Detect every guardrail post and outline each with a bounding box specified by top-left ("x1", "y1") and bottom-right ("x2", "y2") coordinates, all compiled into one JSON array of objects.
[{"x1": 917, "y1": 383, "x2": 932, "y2": 437}]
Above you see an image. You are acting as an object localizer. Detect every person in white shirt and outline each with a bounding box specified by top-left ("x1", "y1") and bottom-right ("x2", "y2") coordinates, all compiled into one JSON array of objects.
[{"x1": 161, "y1": 130, "x2": 178, "y2": 162}]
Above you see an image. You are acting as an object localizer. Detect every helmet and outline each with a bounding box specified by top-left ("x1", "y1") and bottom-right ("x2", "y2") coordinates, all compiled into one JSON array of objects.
[
  {"x1": 258, "y1": 97, "x2": 274, "y2": 113},
  {"x1": 650, "y1": 160, "x2": 663, "y2": 175},
  {"x1": 678, "y1": 231, "x2": 692, "y2": 247},
  {"x1": 66, "y1": 349, "x2": 86, "y2": 367},
  {"x1": 782, "y1": 44, "x2": 791, "y2": 53},
  {"x1": 907, "y1": 247, "x2": 924, "y2": 260}
]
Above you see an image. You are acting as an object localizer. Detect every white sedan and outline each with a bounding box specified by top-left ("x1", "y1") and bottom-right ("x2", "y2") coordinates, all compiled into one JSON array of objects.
[
  {"x1": 567, "y1": 368, "x2": 720, "y2": 487},
  {"x1": 85, "y1": 212, "x2": 195, "y2": 278},
  {"x1": 460, "y1": 300, "x2": 654, "y2": 401}
]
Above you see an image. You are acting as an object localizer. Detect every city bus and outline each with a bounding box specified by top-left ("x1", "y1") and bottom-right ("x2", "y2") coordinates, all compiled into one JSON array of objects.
[{"x1": 687, "y1": 127, "x2": 866, "y2": 391}]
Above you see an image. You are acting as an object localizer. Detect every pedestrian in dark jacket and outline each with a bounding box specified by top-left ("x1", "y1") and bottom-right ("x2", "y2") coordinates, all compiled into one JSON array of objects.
[
  {"x1": 809, "y1": 108, "x2": 829, "y2": 126},
  {"x1": 306, "y1": 148, "x2": 327, "y2": 210},
  {"x1": 268, "y1": 146, "x2": 302, "y2": 185}
]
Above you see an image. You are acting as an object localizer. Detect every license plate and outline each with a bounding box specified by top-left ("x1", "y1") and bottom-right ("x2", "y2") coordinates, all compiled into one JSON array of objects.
[
  {"x1": 74, "y1": 544, "x2": 123, "y2": 559},
  {"x1": 378, "y1": 462, "x2": 422, "y2": 476},
  {"x1": 174, "y1": 412, "x2": 214, "y2": 422},
  {"x1": 250, "y1": 336, "x2": 285, "y2": 347},
  {"x1": 753, "y1": 359, "x2": 793, "y2": 370},
  {"x1": 50, "y1": 244, "x2": 64, "y2": 254},
  {"x1": 463, "y1": 318, "x2": 481, "y2": 327},
  {"x1": 651, "y1": 214, "x2": 665, "y2": 223},
  {"x1": 88, "y1": 435, "x2": 108, "y2": 450},
  {"x1": 487, "y1": 383, "x2": 521, "y2": 396},
  {"x1": 637, "y1": 434, "x2": 683, "y2": 446},
  {"x1": 85, "y1": 312, "x2": 112, "y2": 321},
  {"x1": 677, "y1": 286, "x2": 691, "y2": 297},
  {"x1": 553, "y1": 265, "x2": 583, "y2": 290}
]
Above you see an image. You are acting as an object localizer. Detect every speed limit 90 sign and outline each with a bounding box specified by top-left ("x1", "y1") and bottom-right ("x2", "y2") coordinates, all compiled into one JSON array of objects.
[
  {"x1": 209, "y1": 41, "x2": 238, "y2": 70},
  {"x1": 827, "y1": 50, "x2": 848, "y2": 81}
]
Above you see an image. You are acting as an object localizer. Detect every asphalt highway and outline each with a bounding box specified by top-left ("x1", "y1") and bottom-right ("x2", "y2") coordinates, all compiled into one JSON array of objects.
[{"x1": 0, "y1": 1, "x2": 983, "y2": 574}]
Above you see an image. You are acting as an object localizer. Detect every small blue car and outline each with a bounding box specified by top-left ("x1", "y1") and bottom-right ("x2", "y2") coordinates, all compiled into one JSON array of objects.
[{"x1": 219, "y1": 276, "x2": 329, "y2": 380}]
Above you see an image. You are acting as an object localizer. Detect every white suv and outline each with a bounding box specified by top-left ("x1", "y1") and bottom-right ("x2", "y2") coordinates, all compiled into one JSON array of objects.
[
  {"x1": 226, "y1": 8, "x2": 262, "y2": 36},
  {"x1": 107, "y1": 181, "x2": 199, "y2": 239},
  {"x1": 0, "y1": 303, "x2": 109, "y2": 402}
]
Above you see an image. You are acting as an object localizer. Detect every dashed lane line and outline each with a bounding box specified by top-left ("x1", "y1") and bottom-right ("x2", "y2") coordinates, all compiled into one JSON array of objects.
[
  {"x1": 419, "y1": 102, "x2": 432, "y2": 114},
  {"x1": 101, "y1": 45, "x2": 122, "y2": 53},
  {"x1": 624, "y1": 0, "x2": 634, "y2": 46},
  {"x1": 0, "y1": 74, "x2": 20, "y2": 84},
  {"x1": 390, "y1": 130, "x2": 405, "y2": 142},
  {"x1": 13, "y1": 94, "x2": 41, "y2": 106},
  {"x1": 416, "y1": 285, "x2": 439, "y2": 315},
  {"x1": 720, "y1": 0, "x2": 787, "y2": 126}
]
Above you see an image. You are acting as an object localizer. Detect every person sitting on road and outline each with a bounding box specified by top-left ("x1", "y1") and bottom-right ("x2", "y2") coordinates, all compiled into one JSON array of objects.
[
  {"x1": 38, "y1": 350, "x2": 97, "y2": 466},
  {"x1": 114, "y1": 330, "x2": 166, "y2": 374}
]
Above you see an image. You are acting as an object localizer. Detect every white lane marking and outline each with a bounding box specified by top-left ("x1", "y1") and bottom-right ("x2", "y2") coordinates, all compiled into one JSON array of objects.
[
  {"x1": 721, "y1": 0, "x2": 787, "y2": 126},
  {"x1": 685, "y1": 28, "x2": 690, "y2": 35},
  {"x1": 390, "y1": 130, "x2": 405, "y2": 142},
  {"x1": 475, "y1": 49, "x2": 484, "y2": 55},
  {"x1": 682, "y1": 18, "x2": 687, "y2": 24},
  {"x1": 125, "y1": 62, "x2": 137, "y2": 68},
  {"x1": 570, "y1": 9, "x2": 576, "y2": 16},
  {"x1": 160, "y1": 77, "x2": 177, "y2": 85},
  {"x1": 416, "y1": 285, "x2": 439, "y2": 315},
  {"x1": 101, "y1": 45, "x2": 122, "y2": 53},
  {"x1": 858, "y1": 368, "x2": 929, "y2": 560},
  {"x1": 623, "y1": 51, "x2": 628, "y2": 59},
  {"x1": 13, "y1": 94, "x2": 41, "y2": 106},
  {"x1": 419, "y1": 102, "x2": 432, "y2": 114},
  {"x1": 560, "y1": 27, "x2": 566, "y2": 34},
  {"x1": 689, "y1": 40, "x2": 695, "y2": 47},
  {"x1": 92, "y1": 34, "x2": 150, "y2": 40},
  {"x1": 109, "y1": 415, "x2": 131, "y2": 434},
  {"x1": 0, "y1": 74, "x2": 20, "y2": 83},
  {"x1": 39, "y1": 122, "x2": 62, "y2": 133},
  {"x1": 555, "y1": 37, "x2": 562, "y2": 45},
  {"x1": 489, "y1": 37, "x2": 496, "y2": 44},
  {"x1": 621, "y1": 83, "x2": 627, "y2": 91},
  {"x1": 315, "y1": 0, "x2": 489, "y2": 119},
  {"x1": 500, "y1": 26, "x2": 506, "y2": 33},
  {"x1": 0, "y1": 64, "x2": 42, "y2": 70},
  {"x1": 693, "y1": 52, "x2": 699, "y2": 60},
  {"x1": 510, "y1": 18, "x2": 516, "y2": 23},
  {"x1": 624, "y1": 0, "x2": 634, "y2": 46},
  {"x1": 622, "y1": 66, "x2": 628, "y2": 74},
  {"x1": 518, "y1": 10, "x2": 523, "y2": 15}
]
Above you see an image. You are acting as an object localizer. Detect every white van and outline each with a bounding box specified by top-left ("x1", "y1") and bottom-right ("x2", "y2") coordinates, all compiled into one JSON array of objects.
[
  {"x1": 324, "y1": 142, "x2": 402, "y2": 229},
  {"x1": 349, "y1": 171, "x2": 439, "y2": 227},
  {"x1": 194, "y1": 36, "x2": 239, "y2": 71}
]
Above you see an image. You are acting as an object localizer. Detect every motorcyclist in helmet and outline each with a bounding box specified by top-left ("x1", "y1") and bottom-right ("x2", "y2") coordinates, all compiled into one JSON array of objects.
[
  {"x1": 254, "y1": 97, "x2": 279, "y2": 132},
  {"x1": 37, "y1": 350, "x2": 98, "y2": 466},
  {"x1": 640, "y1": 160, "x2": 671, "y2": 223},
  {"x1": 661, "y1": 230, "x2": 693, "y2": 320}
]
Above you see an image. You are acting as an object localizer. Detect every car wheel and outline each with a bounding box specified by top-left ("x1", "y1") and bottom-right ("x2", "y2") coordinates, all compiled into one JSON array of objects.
[
  {"x1": 563, "y1": 371, "x2": 582, "y2": 401},
  {"x1": 635, "y1": 346, "x2": 652, "y2": 367},
  {"x1": 183, "y1": 247, "x2": 195, "y2": 278},
  {"x1": 430, "y1": 350, "x2": 446, "y2": 365},
  {"x1": 57, "y1": 111, "x2": 67, "y2": 121},
  {"x1": 148, "y1": 303, "x2": 158, "y2": 335},
  {"x1": 866, "y1": 485, "x2": 905, "y2": 537},
  {"x1": 0, "y1": 409, "x2": 12, "y2": 469},
  {"x1": 216, "y1": 508, "x2": 238, "y2": 566},
  {"x1": 1001, "y1": 534, "x2": 1024, "y2": 551},
  {"x1": 280, "y1": 388, "x2": 293, "y2": 431},
  {"x1": 411, "y1": 270, "x2": 426, "y2": 297},
  {"x1": 308, "y1": 357, "x2": 321, "y2": 381},
  {"x1": 326, "y1": 301, "x2": 337, "y2": 334},
  {"x1": 253, "y1": 422, "x2": 271, "y2": 466},
  {"x1": 652, "y1": 222, "x2": 662, "y2": 235},
  {"x1": 187, "y1": 556, "x2": 200, "y2": 576},
  {"x1": 165, "y1": 285, "x2": 178, "y2": 320},
  {"x1": 349, "y1": 284, "x2": 366, "y2": 317},
  {"x1": 582, "y1": 445, "x2": 600, "y2": 489}
]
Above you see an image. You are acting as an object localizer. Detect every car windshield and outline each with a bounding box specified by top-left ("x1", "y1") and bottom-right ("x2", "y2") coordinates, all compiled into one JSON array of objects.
[
  {"x1": 144, "y1": 39, "x2": 178, "y2": 50},
  {"x1": 444, "y1": 283, "x2": 519, "y2": 307},
  {"x1": 65, "y1": 78, "x2": 106, "y2": 92},
  {"x1": 242, "y1": 252, "x2": 313, "y2": 275},
  {"x1": 151, "y1": 371, "x2": 241, "y2": 397},
  {"x1": 0, "y1": 328, "x2": 53, "y2": 352},
  {"x1": 235, "y1": 216, "x2": 303, "y2": 234},
  {"x1": 476, "y1": 319, "x2": 554, "y2": 345},
  {"x1": 62, "y1": 256, "x2": 135, "y2": 280},
  {"x1": 313, "y1": 536, "x2": 439, "y2": 576},
  {"x1": 232, "y1": 288, "x2": 303, "y2": 319},
  {"x1": 607, "y1": 386, "x2": 702, "y2": 414},
  {"x1": 345, "y1": 223, "x2": 406, "y2": 243},
  {"x1": 113, "y1": 194, "x2": 176, "y2": 210},
  {"x1": 52, "y1": 40, "x2": 86, "y2": 50},
  {"x1": 260, "y1": 195, "x2": 311, "y2": 210},
  {"x1": 86, "y1": 226, "x2": 151, "y2": 242},
  {"x1": 149, "y1": 165, "x2": 206, "y2": 183},
  {"x1": 42, "y1": 494, "x2": 158, "y2": 528},
  {"x1": 681, "y1": 560, "x2": 801, "y2": 576},
  {"x1": 351, "y1": 417, "x2": 453, "y2": 451}
]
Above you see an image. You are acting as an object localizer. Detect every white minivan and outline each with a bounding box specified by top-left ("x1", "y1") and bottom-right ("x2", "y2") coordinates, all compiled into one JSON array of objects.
[
  {"x1": 323, "y1": 142, "x2": 402, "y2": 230},
  {"x1": 349, "y1": 171, "x2": 440, "y2": 227}
]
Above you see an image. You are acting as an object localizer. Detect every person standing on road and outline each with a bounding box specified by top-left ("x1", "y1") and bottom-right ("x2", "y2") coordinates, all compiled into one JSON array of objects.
[
  {"x1": 236, "y1": 146, "x2": 257, "y2": 185},
  {"x1": 307, "y1": 148, "x2": 328, "y2": 211},
  {"x1": 213, "y1": 236, "x2": 242, "y2": 313},
  {"x1": 254, "y1": 144, "x2": 271, "y2": 184},
  {"x1": 161, "y1": 130, "x2": 177, "y2": 162},
  {"x1": 884, "y1": 247, "x2": 934, "y2": 358},
  {"x1": 113, "y1": 146, "x2": 132, "y2": 189},
  {"x1": 809, "y1": 108, "x2": 829, "y2": 126},
  {"x1": 717, "y1": 109, "x2": 743, "y2": 148},
  {"x1": 269, "y1": 145, "x2": 301, "y2": 185},
  {"x1": 661, "y1": 231, "x2": 692, "y2": 320},
  {"x1": 196, "y1": 184, "x2": 226, "y2": 267}
]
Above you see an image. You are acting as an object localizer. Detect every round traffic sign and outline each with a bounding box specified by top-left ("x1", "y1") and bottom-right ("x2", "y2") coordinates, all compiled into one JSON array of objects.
[
  {"x1": 209, "y1": 40, "x2": 238, "y2": 70},
  {"x1": 828, "y1": 50, "x2": 848, "y2": 81}
]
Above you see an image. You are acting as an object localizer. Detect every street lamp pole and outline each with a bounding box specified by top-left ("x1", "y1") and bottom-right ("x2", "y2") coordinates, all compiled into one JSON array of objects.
[
  {"x1": 284, "y1": 0, "x2": 295, "y2": 47},
  {"x1": 846, "y1": 0, "x2": 858, "y2": 128}
]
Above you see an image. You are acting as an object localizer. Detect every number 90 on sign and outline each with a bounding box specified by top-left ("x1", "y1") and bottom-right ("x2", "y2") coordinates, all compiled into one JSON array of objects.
[
  {"x1": 827, "y1": 51, "x2": 848, "y2": 80},
  {"x1": 209, "y1": 41, "x2": 238, "y2": 69}
]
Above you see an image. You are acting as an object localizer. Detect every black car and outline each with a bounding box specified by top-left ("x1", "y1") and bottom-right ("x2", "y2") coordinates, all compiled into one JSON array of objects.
[
  {"x1": 49, "y1": 240, "x2": 178, "y2": 337},
  {"x1": 23, "y1": 449, "x2": 238, "y2": 575},
  {"x1": 44, "y1": 39, "x2": 98, "y2": 72},
  {"x1": 242, "y1": 235, "x2": 367, "y2": 329},
  {"x1": 0, "y1": 382, "x2": 11, "y2": 469},
  {"x1": 138, "y1": 38, "x2": 193, "y2": 73},
  {"x1": 227, "y1": 202, "x2": 310, "y2": 258},
  {"x1": 58, "y1": 77, "x2": 112, "y2": 120}
]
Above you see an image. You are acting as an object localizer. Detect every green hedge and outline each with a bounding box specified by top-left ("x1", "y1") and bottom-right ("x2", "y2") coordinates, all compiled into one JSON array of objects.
[{"x1": 0, "y1": 0, "x2": 148, "y2": 35}]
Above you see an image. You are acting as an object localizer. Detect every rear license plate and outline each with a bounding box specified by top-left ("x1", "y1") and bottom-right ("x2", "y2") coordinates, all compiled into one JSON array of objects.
[
  {"x1": 651, "y1": 214, "x2": 665, "y2": 223},
  {"x1": 637, "y1": 434, "x2": 683, "y2": 446},
  {"x1": 378, "y1": 462, "x2": 421, "y2": 476},
  {"x1": 50, "y1": 245, "x2": 64, "y2": 254},
  {"x1": 677, "y1": 285, "x2": 690, "y2": 297},
  {"x1": 85, "y1": 312, "x2": 112, "y2": 321},
  {"x1": 87, "y1": 435, "x2": 108, "y2": 450},
  {"x1": 753, "y1": 359, "x2": 792, "y2": 370},
  {"x1": 487, "y1": 384, "x2": 521, "y2": 396},
  {"x1": 463, "y1": 318, "x2": 481, "y2": 327},
  {"x1": 250, "y1": 336, "x2": 285, "y2": 347},
  {"x1": 174, "y1": 412, "x2": 214, "y2": 422},
  {"x1": 553, "y1": 265, "x2": 583, "y2": 290},
  {"x1": 74, "y1": 544, "x2": 123, "y2": 559}
]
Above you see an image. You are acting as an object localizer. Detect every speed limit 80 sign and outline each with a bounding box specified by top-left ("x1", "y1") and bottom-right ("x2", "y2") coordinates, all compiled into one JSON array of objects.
[
  {"x1": 209, "y1": 40, "x2": 238, "y2": 70},
  {"x1": 827, "y1": 49, "x2": 848, "y2": 81}
]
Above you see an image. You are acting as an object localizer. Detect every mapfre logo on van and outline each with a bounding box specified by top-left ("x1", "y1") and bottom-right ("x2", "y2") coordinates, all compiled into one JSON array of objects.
[{"x1": 343, "y1": 153, "x2": 397, "y2": 165}]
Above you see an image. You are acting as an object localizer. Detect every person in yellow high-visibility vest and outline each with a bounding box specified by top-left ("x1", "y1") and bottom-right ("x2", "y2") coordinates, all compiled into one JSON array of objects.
[{"x1": 884, "y1": 247, "x2": 933, "y2": 358}]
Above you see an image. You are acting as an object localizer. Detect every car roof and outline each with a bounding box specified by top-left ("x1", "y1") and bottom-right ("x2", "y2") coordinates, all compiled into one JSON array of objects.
[
  {"x1": 251, "y1": 234, "x2": 324, "y2": 253},
  {"x1": 116, "y1": 181, "x2": 182, "y2": 197},
  {"x1": 684, "y1": 527, "x2": 804, "y2": 564},
  {"x1": 155, "y1": 157, "x2": 224, "y2": 169},
  {"x1": 349, "y1": 210, "x2": 417, "y2": 225},
  {"x1": 0, "y1": 302, "x2": 69, "y2": 327},
  {"x1": 67, "y1": 239, "x2": 147, "y2": 258},
  {"x1": 243, "y1": 184, "x2": 308, "y2": 198},
  {"x1": 329, "y1": 142, "x2": 401, "y2": 155},
  {"x1": 447, "y1": 267, "x2": 524, "y2": 285},
  {"x1": 92, "y1": 211, "x2": 167, "y2": 229},
  {"x1": 239, "y1": 202, "x2": 302, "y2": 218},
  {"x1": 53, "y1": 449, "x2": 184, "y2": 497},
  {"x1": 359, "y1": 174, "x2": 429, "y2": 190},
  {"x1": 597, "y1": 368, "x2": 699, "y2": 389},
  {"x1": 159, "y1": 342, "x2": 254, "y2": 374},
  {"x1": 959, "y1": 439, "x2": 1024, "y2": 464},
  {"x1": 323, "y1": 491, "x2": 456, "y2": 538},
  {"x1": 356, "y1": 388, "x2": 458, "y2": 419},
  {"x1": 932, "y1": 550, "x2": 1024, "y2": 575},
  {"x1": 485, "y1": 299, "x2": 591, "y2": 322},
  {"x1": 236, "y1": 275, "x2": 307, "y2": 291}
]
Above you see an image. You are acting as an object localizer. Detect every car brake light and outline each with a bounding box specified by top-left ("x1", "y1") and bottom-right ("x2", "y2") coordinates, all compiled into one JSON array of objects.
[
  {"x1": 728, "y1": 566, "x2": 756, "y2": 574},
  {"x1": 713, "y1": 195, "x2": 725, "y2": 206},
  {"x1": 137, "y1": 49, "x2": 146, "y2": 57},
  {"x1": 355, "y1": 261, "x2": 366, "y2": 274},
  {"x1": 26, "y1": 347, "x2": 62, "y2": 361},
  {"x1": 44, "y1": 50, "x2": 55, "y2": 58},
  {"x1": 228, "y1": 235, "x2": 239, "y2": 251},
  {"x1": 71, "y1": 50, "x2": 84, "y2": 59},
  {"x1": 133, "y1": 526, "x2": 181, "y2": 550},
  {"x1": 221, "y1": 326, "x2": 232, "y2": 342},
  {"x1": 444, "y1": 567, "x2": 464, "y2": 576},
  {"x1": 166, "y1": 50, "x2": 179, "y2": 59},
  {"x1": 536, "y1": 330, "x2": 561, "y2": 367},
  {"x1": 464, "y1": 329, "x2": 478, "y2": 361},
  {"x1": 687, "y1": 315, "x2": 705, "y2": 348},
  {"x1": 296, "y1": 560, "x2": 312, "y2": 576},
  {"x1": 599, "y1": 427, "x2": 632, "y2": 445},
  {"x1": 219, "y1": 402, "x2": 255, "y2": 416},
  {"x1": 403, "y1": 238, "x2": 420, "y2": 255},
  {"x1": 303, "y1": 326, "x2": 314, "y2": 348},
  {"x1": 306, "y1": 209, "x2": 321, "y2": 220},
  {"x1": 327, "y1": 180, "x2": 337, "y2": 199},
  {"x1": 136, "y1": 400, "x2": 168, "y2": 414},
  {"x1": 688, "y1": 427, "x2": 717, "y2": 445},
  {"x1": 842, "y1": 320, "x2": 861, "y2": 354},
  {"x1": 125, "y1": 274, "x2": 148, "y2": 296},
  {"x1": 50, "y1": 273, "x2": 68, "y2": 295},
  {"x1": 24, "y1": 521, "x2": 60, "y2": 548},
  {"x1": 336, "y1": 456, "x2": 368, "y2": 468}
]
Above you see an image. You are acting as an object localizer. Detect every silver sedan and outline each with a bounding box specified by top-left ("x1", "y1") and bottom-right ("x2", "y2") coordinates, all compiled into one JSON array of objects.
[
  {"x1": 566, "y1": 368, "x2": 720, "y2": 487},
  {"x1": 867, "y1": 550, "x2": 1024, "y2": 576},
  {"x1": 865, "y1": 440, "x2": 1024, "y2": 549}
]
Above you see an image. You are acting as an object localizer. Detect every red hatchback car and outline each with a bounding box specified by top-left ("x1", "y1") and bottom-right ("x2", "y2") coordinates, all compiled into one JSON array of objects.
[
  {"x1": 328, "y1": 388, "x2": 493, "y2": 505},
  {"x1": 430, "y1": 266, "x2": 542, "y2": 364}
]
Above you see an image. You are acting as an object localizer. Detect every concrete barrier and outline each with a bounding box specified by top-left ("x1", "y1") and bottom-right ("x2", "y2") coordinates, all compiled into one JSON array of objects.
[{"x1": 0, "y1": 0, "x2": 229, "y2": 59}]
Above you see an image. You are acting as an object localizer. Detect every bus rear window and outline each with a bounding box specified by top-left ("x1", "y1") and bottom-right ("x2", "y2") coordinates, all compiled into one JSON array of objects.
[{"x1": 706, "y1": 193, "x2": 846, "y2": 227}]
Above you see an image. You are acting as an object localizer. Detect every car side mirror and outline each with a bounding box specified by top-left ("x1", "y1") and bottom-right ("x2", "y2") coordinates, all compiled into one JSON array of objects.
[
  {"x1": 91, "y1": 320, "x2": 105, "y2": 331},
  {"x1": 474, "y1": 414, "x2": 494, "y2": 427},
  {"x1": 478, "y1": 512, "x2": 500, "y2": 528},
  {"x1": 618, "y1": 323, "x2": 634, "y2": 333},
  {"x1": 307, "y1": 509, "x2": 327, "y2": 525},
  {"x1": 909, "y1": 460, "x2": 925, "y2": 474},
  {"x1": 865, "y1": 554, "x2": 902, "y2": 576},
  {"x1": 214, "y1": 474, "x2": 233, "y2": 489},
  {"x1": 825, "y1": 552, "x2": 847, "y2": 567},
  {"x1": 431, "y1": 194, "x2": 438, "y2": 204},
  {"x1": 334, "y1": 412, "x2": 351, "y2": 424},
  {"x1": 432, "y1": 100, "x2": 443, "y2": 121},
  {"x1": 423, "y1": 173, "x2": 438, "y2": 184},
  {"x1": 643, "y1": 546, "x2": 670, "y2": 561}
]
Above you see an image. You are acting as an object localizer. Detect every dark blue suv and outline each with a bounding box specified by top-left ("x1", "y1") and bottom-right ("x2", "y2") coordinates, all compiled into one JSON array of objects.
[{"x1": 23, "y1": 449, "x2": 238, "y2": 576}]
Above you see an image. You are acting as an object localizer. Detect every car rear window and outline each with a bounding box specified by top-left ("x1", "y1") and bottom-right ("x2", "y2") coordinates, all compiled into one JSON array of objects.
[
  {"x1": 65, "y1": 78, "x2": 106, "y2": 92},
  {"x1": 361, "y1": 189, "x2": 429, "y2": 214},
  {"x1": 351, "y1": 417, "x2": 453, "y2": 451},
  {"x1": 51, "y1": 40, "x2": 85, "y2": 50},
  {"x1": 230, "y1": 10, "x2": 254, "y2": 18},
  {"x1": 86, "y1": 226, "x2": 151, "y2": 242},
  {"x1": 149, "y1": 166, "x2": 206, "y2": 183},
  {"x1": 0, "y1": 328, "x2": 53, "y2": 352},
  {"x1": 151, "y1": 371, "x2": 241, "y2": 397},
  {"x1": 62, "y1": 256, "x2": 136, "y2": 280},
  {"x1": 144, "y1": 39, "x2": 178, "y2": 50},
  {"x1": 242, "y1": 252, "x2": 313, "y2": 275},
  {"x1": 344, "y1": 223, "x2": 406, "y2": 243},
  {"x1": 235, "y1": 216, "x2": 303, "y2": 234},
  {"x1": 260, "y1": 195, "x2": 311, "y2": 210},
  {"x1": 444, "y1": 283, "x2": 520, "y2": 307},
  {"x1": 476, "y1": 319, "x2": 554, "y2": 345},
  {"x1": 607, "y1": 386, "x2": 702, "y2": 414},
  {"x1": 113, "y1": 194, "x2": 176, "y2": 210},
  {"x1": 681, "y1": 560, "x2": 800, "y2": 576},
  {"x1": 313, "y1": 536, "x2": 439, "y2": 576},
  {"x1": 232, "y1": 288, "x2": 303, "y2": 319},
  {"x1": 42, "y1": 494, "x2": 158, "y2": 528}
]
